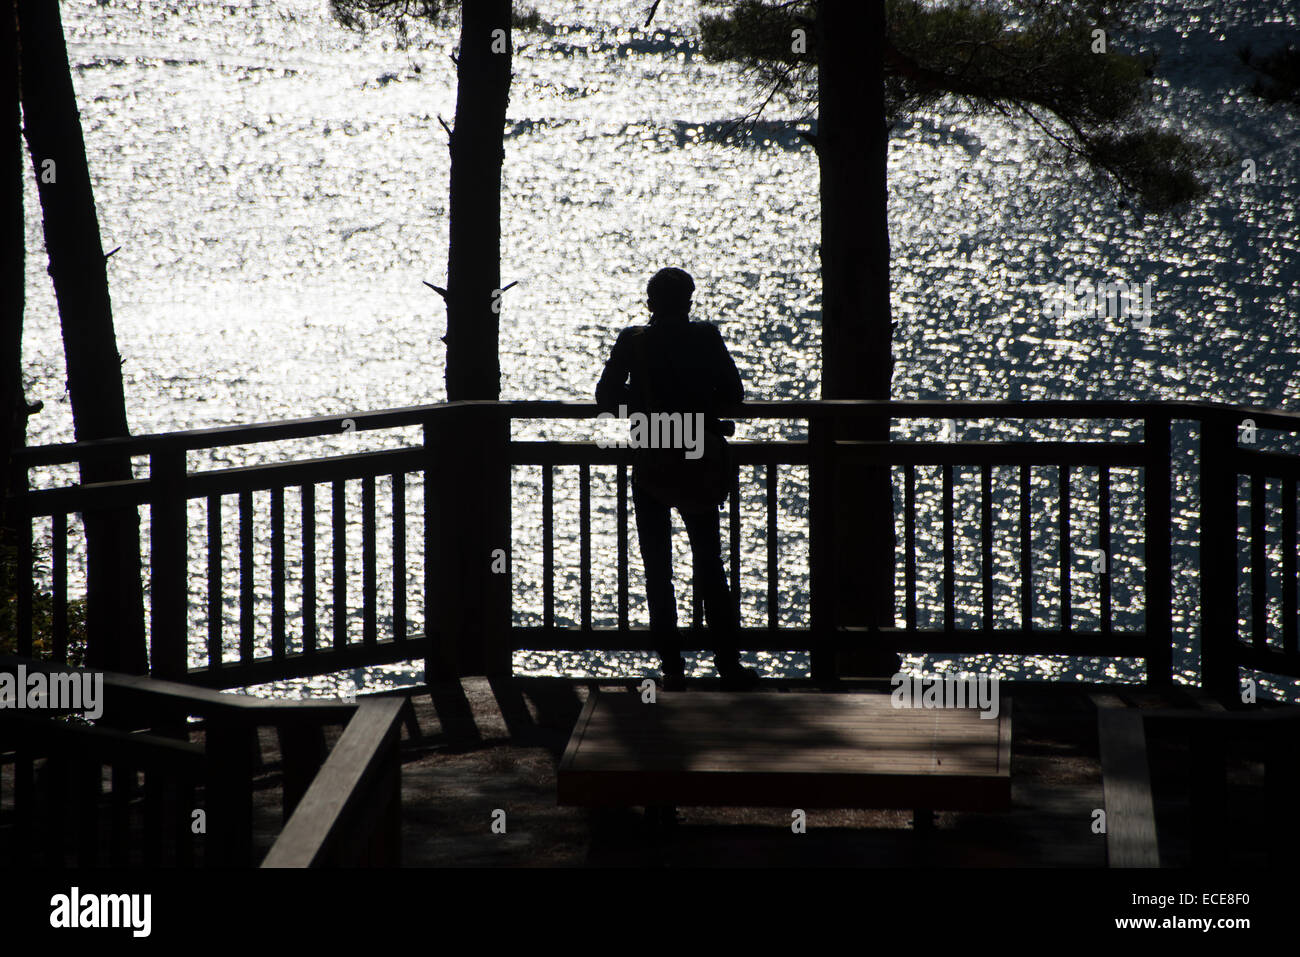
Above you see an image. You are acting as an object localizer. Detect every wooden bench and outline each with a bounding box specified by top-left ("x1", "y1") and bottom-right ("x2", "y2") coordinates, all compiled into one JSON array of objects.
[{"x1": 558, "y1": 691, "x2": 1011, "y2": 816}]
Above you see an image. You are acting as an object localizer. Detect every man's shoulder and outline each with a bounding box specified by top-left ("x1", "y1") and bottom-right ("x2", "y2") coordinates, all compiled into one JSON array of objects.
[
  {"x1": 607, "y1": 325, "x2": 645, "y2": 353},
  {"x1": 688, "y1": 320, "x2": 725, "y2": 338}
]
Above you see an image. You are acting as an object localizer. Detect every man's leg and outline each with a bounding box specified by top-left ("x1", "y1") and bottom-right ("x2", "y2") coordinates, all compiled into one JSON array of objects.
[
  {"x1": 681, "y1": 505, "x2": 756, "y2": 685},
  {"x1": 632, "y1": 480, "x2": 683, "y2": 681}
]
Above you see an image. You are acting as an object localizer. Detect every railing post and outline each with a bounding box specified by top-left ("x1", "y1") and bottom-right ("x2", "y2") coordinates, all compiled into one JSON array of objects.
[
  {"x1": 1200, "y1": 414, "x2": 1239, "y2": 702},
  {"x1": 1143, "y1": 412, "x2": 1172, "y2": 687},
  {"x1": 423, "y1": 411, "x2": 454, "y2": 681},
  {"x1": 815, "y1": 406, "x2": 900, "y2": 681},
  {"x1": 423, "y1": 404, "x2": 511, "y2": 680},
  {"x1": 483, "y1": 404, "x2": 512, "y2": 677},
  {"x1": 808, "y1": 414, "x2": 835, "y2": 681},
  {"x1": 150, "y1": 449, "x2": 188, "y2": 681}
]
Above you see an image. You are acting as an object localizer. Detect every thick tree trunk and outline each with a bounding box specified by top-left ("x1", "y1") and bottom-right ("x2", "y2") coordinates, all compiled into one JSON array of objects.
[
  {"x1": 2, "y1": 0, "x2": 24, "y2": 508},
  {"x1": 427, "y1": 2, "x2": 513, "y2": 679},
  {"x1": 2, "y1": 0, "x2": 30, "y2": 628},
  {"x1": 17, "y1": 0, "x2": 147, "y2": 673},
  {"x1": 816, "y1": 0, "x2": 898, "y2": 673},
  {"x1": 443, "y1": 0, "x2": 511, "y2": 401}
]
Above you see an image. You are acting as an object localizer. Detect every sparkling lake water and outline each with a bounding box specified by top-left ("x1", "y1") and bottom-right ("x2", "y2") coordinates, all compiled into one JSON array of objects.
[{"x1": 20, "y1": 0, "x2": 1300, "y2": 699}]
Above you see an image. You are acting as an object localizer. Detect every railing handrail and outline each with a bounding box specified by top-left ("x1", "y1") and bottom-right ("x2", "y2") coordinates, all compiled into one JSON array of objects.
[
  {"x1": 15, "y1": 398, "x2": 1300, "y2": 468},
  {"x1": 0, "y1": 655, "x2": 358, "y2": 724},
  {"x1": 261, "y1": 696, "x2": 408, "y2": 868}
]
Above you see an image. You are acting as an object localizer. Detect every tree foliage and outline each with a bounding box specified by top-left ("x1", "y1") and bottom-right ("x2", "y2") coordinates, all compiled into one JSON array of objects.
[
  {"x1": 1240, "y1": 43, "x2": 1300, "y2": 107},
  {"x1": 330, "y1": 0, "x2": 544, "y2": 43},
  {"x1": 1, "y1": 542, "x2": 88, "y2": 666},
  {"x1": 700, "y1": 0, "x2": 1228, "y2": 210}
]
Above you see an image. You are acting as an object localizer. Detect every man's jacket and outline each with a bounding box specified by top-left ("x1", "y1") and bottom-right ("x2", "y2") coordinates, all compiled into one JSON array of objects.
[{"x1": 595, "y1": 318, "x2": 743, "y2": 434}]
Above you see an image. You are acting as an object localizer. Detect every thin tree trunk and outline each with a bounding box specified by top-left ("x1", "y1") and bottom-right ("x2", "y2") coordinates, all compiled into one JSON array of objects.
[
  {"x1": 816, "y1": 0, "x2": 898, "y2": 671},
  {"x1": 17, "y1": 0, "x2": 147, "y2": 673},
  {"x1": 443, "y1": 0, "x2": 511, "y2": 401}
]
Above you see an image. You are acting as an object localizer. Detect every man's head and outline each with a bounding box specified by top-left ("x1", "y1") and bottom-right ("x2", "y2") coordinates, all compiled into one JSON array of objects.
[{"x1": 647, "y1": 267, "x2": 694, "y2": 321}]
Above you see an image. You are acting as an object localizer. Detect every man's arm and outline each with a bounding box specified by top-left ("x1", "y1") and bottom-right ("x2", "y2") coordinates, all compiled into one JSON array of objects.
[{"x1": 595, "y1": 328, "x2": 633, "y2": 412}]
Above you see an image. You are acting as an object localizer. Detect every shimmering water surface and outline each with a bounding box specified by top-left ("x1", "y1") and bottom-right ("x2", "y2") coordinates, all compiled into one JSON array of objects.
[{"x1": 21, "y1": 0, "x2": 1300, "y2": 698}]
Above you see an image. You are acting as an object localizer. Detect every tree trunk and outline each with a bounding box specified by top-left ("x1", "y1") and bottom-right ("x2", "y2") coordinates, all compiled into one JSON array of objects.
[
  {"x1": 17, "y1": 0, "x2": 147, "y2": 673},
  {"x1": 427, "y1": 2, "x2": 513, "y2": 679},
  {"x1": 2, "y1": 0, "x2": 25, "y2": 511},
  {"x1": 816, "y1": 0, "x2": 898, "y2": 674},
  {"x1": 443, "y1": 0, "x2": 511, "y2": 401},
  {"x1": 2, "y1": 0, "x2": 32, "y2": 635}
]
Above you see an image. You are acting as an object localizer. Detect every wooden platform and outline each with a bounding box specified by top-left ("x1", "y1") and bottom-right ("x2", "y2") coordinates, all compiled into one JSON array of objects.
[{"x1": 558, "y1": 691, "x2": 1012, "y2": 811}]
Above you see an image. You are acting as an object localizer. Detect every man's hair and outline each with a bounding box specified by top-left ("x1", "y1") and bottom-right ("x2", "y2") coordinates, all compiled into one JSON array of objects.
[{"x1": 647, "y1": 267, "x2": 695, "y2": 316}]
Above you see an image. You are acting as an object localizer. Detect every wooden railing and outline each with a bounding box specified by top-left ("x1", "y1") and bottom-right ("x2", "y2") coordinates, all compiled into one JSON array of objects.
[
  {"x1": 0, "y1": 656, "x2": 362, "y2": 866},
  {"x1": 8, "y1": 400, "x2": 1300, "y2": 697},
  {"x1": 262, "y1": 697, "x2": 408, "y2": 868},
  {"x1": 1201, "y1": 411, "x2": 1300, "y2": 698}
]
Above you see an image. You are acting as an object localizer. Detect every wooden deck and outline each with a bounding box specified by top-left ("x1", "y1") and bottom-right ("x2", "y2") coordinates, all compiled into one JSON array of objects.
[
  {"x1": 557, "y1": 691, "x2": 1011, "y2": 812},
  {"x1": 16, "y1": 674, "x2": 1268, "y2": 867}
]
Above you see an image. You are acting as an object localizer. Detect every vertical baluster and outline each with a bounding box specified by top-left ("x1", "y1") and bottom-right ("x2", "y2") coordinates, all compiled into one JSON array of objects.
[
  {"x1": 52, "y1": 512, "x2": 67, "y2": 662},
  {"x1": 238, "y1": 489, "x2": 254, "y2": 664},
  {"x1": 15, "y1": 469, "x2": 31, "y2": 655},
  {"x1": 1099, "y1": 467, "x2": 1112, "y2": 633},
  {"x1": 1251, "y1": 474, "x2": 1268, "y2": 651},
  {"x1": 1060, "y1": 464, "x2": 1071, "y2": 633},
  {"x1": 617, "y1": 464, "x2": 628, "y2": 632},
  {"x1": 142, "y1": 767, "x2": 163, "y2": 867},
  {"x1": 392, "y1": 472, "x2": 407, "y2": 641},
  {"x1": 302, "y1": 484, "x2": 316, "y2": 656},
  {"x1": 767, "y1": 463, "x2": 778, "y2": 631},
  {"x1": 175, "y1": 771, "x2": 195, "y2": 867},
  {"x1": 580, "y1": 464, "x2": 591, "y2": 632},
  {"x1": 1020, "y1": 464, "x2": 1032, "y2": 631},
  {"x1": 76, "y1": 759, "x2": 100, "y2": 868},
  {"x1": 981, "y1": 465, "x2": 993, "y2": 632},
  {"x1": 207, "y1": 495, "x2": 223, "y2": 668},
  {"x1": 905, "y1": 464, "x2": 916, "y2": 632},
  {"x1": 271, "y1": 486, "x2": 285, "y2": 659},
  {"x1": 543, "y1": 466, "x2": 554, "y2": 629},
  {"x1": 15, "y1": 744, "x2": 34, "y2": 863},
  {"x1": 1284, "y1": 477, "x2": 1296, "y2": 657},
  {"x1": 729, "y1": 464, "x2": 741, "y2": 610},
  {"x1": 110, "y1": 765, "x2": 132, "y2": 866},
  {"x1": 333, "y1": 480, "x2": 346, "y2": 650},
  {"x1": 362, "y1": 474, "x2": 377, "y2": 648},
  {"x1": 943, "y1": 463, "x2": 955, "y2": 631}
]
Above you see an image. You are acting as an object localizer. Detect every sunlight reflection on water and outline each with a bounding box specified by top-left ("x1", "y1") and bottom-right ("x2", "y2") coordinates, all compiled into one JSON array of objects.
[{"x1": 21, "y1": 0, "x2": 1300, "y2": 700}]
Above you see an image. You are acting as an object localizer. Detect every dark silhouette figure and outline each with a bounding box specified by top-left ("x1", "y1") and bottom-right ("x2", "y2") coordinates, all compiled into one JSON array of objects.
[{"x1": 596, "y1": 268, "x2": 760, "y2": 691}]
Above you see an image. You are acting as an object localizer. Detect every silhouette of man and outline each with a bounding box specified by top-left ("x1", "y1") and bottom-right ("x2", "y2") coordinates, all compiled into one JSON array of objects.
[{"x1": 595, "y1": 267, "x2": 760, "y2": 691}]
